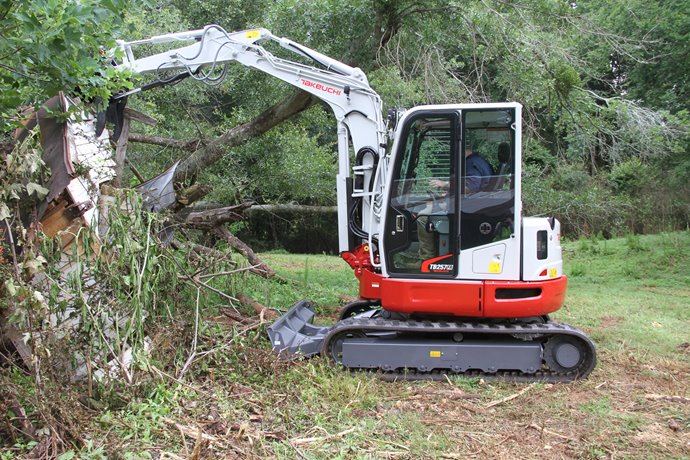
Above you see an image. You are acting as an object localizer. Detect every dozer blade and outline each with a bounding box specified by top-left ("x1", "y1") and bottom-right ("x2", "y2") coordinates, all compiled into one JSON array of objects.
[{"x1": 267, "y1": 300, "x2": 332, "y2": 359}]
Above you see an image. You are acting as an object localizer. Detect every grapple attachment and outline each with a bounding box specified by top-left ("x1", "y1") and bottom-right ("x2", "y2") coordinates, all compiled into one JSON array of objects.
[{"x1": 267, "y1": 300, "x2": 331, "y2": 359}]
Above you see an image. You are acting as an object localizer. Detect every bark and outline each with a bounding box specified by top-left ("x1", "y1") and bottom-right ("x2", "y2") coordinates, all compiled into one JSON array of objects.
[
  {"x1": 221, "y1": 308, "x2": 255, "y2": 324},
  {"x1": 237, "y1": 293, "x2": 279, "y2": 320},
  {"x1": 174, "y1": 183, "x2": 213, "y2": 210},
  {"x1": 180, "y1": 203, "x2": 252, "y2": 229},
  {"x1": 173, "y1": 90, "x2": 317, "y2": 184}
]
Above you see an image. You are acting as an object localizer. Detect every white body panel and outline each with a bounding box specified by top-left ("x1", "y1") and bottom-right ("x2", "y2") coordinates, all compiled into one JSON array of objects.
[{"x1": 522, "y1": 217, "x2": 564, "y2": 281}]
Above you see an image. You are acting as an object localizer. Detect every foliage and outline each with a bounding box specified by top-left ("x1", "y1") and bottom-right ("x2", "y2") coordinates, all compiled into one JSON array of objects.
[
  {"x1": 577, "y1": 0, "x2": 690, "y2": 114},
  {"x1": 0, "y1": 0, "x2": 137, "y2": 133},
  {"x1": 0, "y1": 132, "x2": 243, "y2": 451}
]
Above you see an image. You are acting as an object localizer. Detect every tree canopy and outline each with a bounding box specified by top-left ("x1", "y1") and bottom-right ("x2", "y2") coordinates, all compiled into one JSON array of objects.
[{"x1": 1, "y1": 0, "x2": 688, "y2": 235}]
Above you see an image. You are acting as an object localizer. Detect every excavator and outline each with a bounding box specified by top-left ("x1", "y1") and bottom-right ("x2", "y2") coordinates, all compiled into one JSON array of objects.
[{"x1": 111, "y1": 25, "x2": 596, "y2": 382}]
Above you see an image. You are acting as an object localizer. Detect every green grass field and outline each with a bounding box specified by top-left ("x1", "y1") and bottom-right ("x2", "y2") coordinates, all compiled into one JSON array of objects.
[{"x1": 4, "y1": 232, "x2": 689, "y2": 459}]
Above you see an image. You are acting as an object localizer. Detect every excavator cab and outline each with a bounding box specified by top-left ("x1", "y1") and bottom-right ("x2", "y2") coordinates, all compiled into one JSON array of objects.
[{"x1": 383, "y1": 106, "x2": 517, "y2": 279}]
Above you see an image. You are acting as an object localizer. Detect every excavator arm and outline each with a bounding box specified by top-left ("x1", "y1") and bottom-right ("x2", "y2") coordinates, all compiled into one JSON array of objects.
[{"x1": 113, "y1": 24, "x2": 387, "y2": 252}]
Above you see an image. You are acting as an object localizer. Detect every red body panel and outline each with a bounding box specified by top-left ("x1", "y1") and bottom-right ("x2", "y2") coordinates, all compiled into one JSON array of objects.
[
  {"x1": 483, "y1": 278, "x2": 567, "y2": 317},
  {"x1": 379, "y1": 276, "x2": 567, "y2": 318},
  {"x1": 380, "y1": 278, "x2": 483, "y2": 316},
  {"x1": 342, "y1": 246, "x2": 567, "y2": 319}
]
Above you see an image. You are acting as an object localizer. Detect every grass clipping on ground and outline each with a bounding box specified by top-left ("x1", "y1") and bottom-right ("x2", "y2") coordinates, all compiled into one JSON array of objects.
[{"x1": 2, "y1": 232, "x2": 689, "y2": 459}]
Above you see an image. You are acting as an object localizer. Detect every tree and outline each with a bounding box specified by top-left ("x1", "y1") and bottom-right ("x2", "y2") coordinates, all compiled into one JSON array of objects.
[{"x1": 577, "y1": 0, "x2": 690, "y2": 114}]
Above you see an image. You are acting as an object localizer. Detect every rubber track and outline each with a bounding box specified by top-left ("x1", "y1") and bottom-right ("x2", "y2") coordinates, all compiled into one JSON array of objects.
[{"x1": 321, "y1": 316, "x2": 597, "y2": 383}]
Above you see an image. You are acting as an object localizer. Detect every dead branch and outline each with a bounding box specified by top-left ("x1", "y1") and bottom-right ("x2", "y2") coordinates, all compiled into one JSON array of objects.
[
  {"x1": 180, "y1": 275, "x2": 239, "y2": 305},
  {"x1": 291, "y1": 426, "x2": 358, "y2": 446},
  {"x1": 237, "y1": 292, "x2": 279, "y2": 320},
  {"x1": 527, "y1": 423, "x2": 579, "y2": 442},
  {"x1": 125, "y1": 158, "x2": 145, "y2": 183},
  {"x1": 645, "y1": 394, "x2": 690, "y2": 404},
  {"x1": 175, "y1": 184, "x2": 213, "y2": 209},
  {"x1": 162, "y1": 417, "x2": 221, "y2": 445},
  {"x1": 221, "y1": 308, "x2": 256, "y2": 324},
  {"x1": 180, "y1": 202, "x2": 252, "y2": 229},
  {"x1": 211, "y1": 226, "x2": 275, "y2": 278},
  {"x1": 485, "y1": 383, "x2": 536, "y2": 408}
]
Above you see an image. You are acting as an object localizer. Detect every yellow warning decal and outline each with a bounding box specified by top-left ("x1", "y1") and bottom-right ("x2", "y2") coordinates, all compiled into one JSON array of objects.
[
  {"x1": 430, "y1": 350, "x2": 441, "y2": 358},
  {"x1": 549, "y1": 268, "x2": 557, "y2": 278},
  {"x1": 489, "y1": 262, "x2": 501, "y2": 273},
  {"x1": 246, "y1": 30, "x2": 261, "y2": 39}
]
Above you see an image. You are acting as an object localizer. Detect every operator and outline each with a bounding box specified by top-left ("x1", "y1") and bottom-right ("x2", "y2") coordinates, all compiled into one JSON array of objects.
[
  {"x1": 416, "y1": 143, "x2": 493, "y2": 261},
  {"x1": 423, "y1": 143, "x2": 494, "y2": 194},
  {"x1": 464, "y1": 144, "x2": 494, "y2": 193}
]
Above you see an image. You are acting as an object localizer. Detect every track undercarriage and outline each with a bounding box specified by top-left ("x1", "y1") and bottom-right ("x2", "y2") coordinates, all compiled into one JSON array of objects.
[{"x1": 268, "y1": 301, "x2": 597, "y2": 383}]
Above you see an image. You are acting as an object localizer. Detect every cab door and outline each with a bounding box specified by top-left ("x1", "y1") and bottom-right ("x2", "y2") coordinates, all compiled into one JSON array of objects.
[{"x1": 383, "y1": 111, "x2": 459, "y2": 277}]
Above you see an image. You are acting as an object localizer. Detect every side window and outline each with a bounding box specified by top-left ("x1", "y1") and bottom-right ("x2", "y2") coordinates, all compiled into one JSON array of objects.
[{"x1": 460, "y1": 110, "x2": 516, "y2": 250}]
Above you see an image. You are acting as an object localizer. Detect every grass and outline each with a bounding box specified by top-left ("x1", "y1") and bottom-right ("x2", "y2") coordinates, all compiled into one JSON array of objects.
[
  {"x1": 3, "y1": 232, "x2": 689, "y2": 459},
  {"x1": 560, "y1": 231, "x2": 689, "y2": 358}
]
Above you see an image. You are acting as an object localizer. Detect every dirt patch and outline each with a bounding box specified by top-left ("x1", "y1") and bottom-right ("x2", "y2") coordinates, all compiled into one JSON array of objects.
[{"x1": 599, "y1": 315, "x2": 624, "y2": 328}]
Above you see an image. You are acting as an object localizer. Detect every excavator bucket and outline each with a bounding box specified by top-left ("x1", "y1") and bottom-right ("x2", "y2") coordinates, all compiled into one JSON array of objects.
[{"x1": 267, "y1": 300, "x2": 332, "y2": 359}]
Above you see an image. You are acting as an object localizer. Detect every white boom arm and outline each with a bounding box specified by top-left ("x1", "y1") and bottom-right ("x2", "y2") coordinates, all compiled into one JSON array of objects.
[{"x1": 116, "y1": 25, "x2": 387, "y2": 252}]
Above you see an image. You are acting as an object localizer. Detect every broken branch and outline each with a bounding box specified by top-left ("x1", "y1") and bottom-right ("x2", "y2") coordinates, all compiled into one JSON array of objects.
[
  {"x1": 644, "y1": 394, "x2": 690, "y2": 404},
  {"x1": 237, "y1": 292, "x2": 279, "y2": 320},
  {"x1": 180, "y1": 202, "x2": 251, "y2": 228},
  {"x1": 485, "y1": 383, "x2": 536, "y2": 408},
  {"x1": 211, "y1": 226, "x2": 275, "y2": 278},
  {"x1": 527, "y1": 423, "x2": 579, "y2": 442}
]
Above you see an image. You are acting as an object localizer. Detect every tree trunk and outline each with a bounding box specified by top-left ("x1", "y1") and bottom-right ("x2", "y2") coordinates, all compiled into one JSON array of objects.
[{"x1": 173, "y1": 90, "x2": 316, "y2": 184}]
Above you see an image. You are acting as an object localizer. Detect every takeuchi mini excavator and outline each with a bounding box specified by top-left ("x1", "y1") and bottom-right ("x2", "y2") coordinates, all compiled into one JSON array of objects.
[{"x1": 113, "y1": 25, "x2": 596, "y2": 381}]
